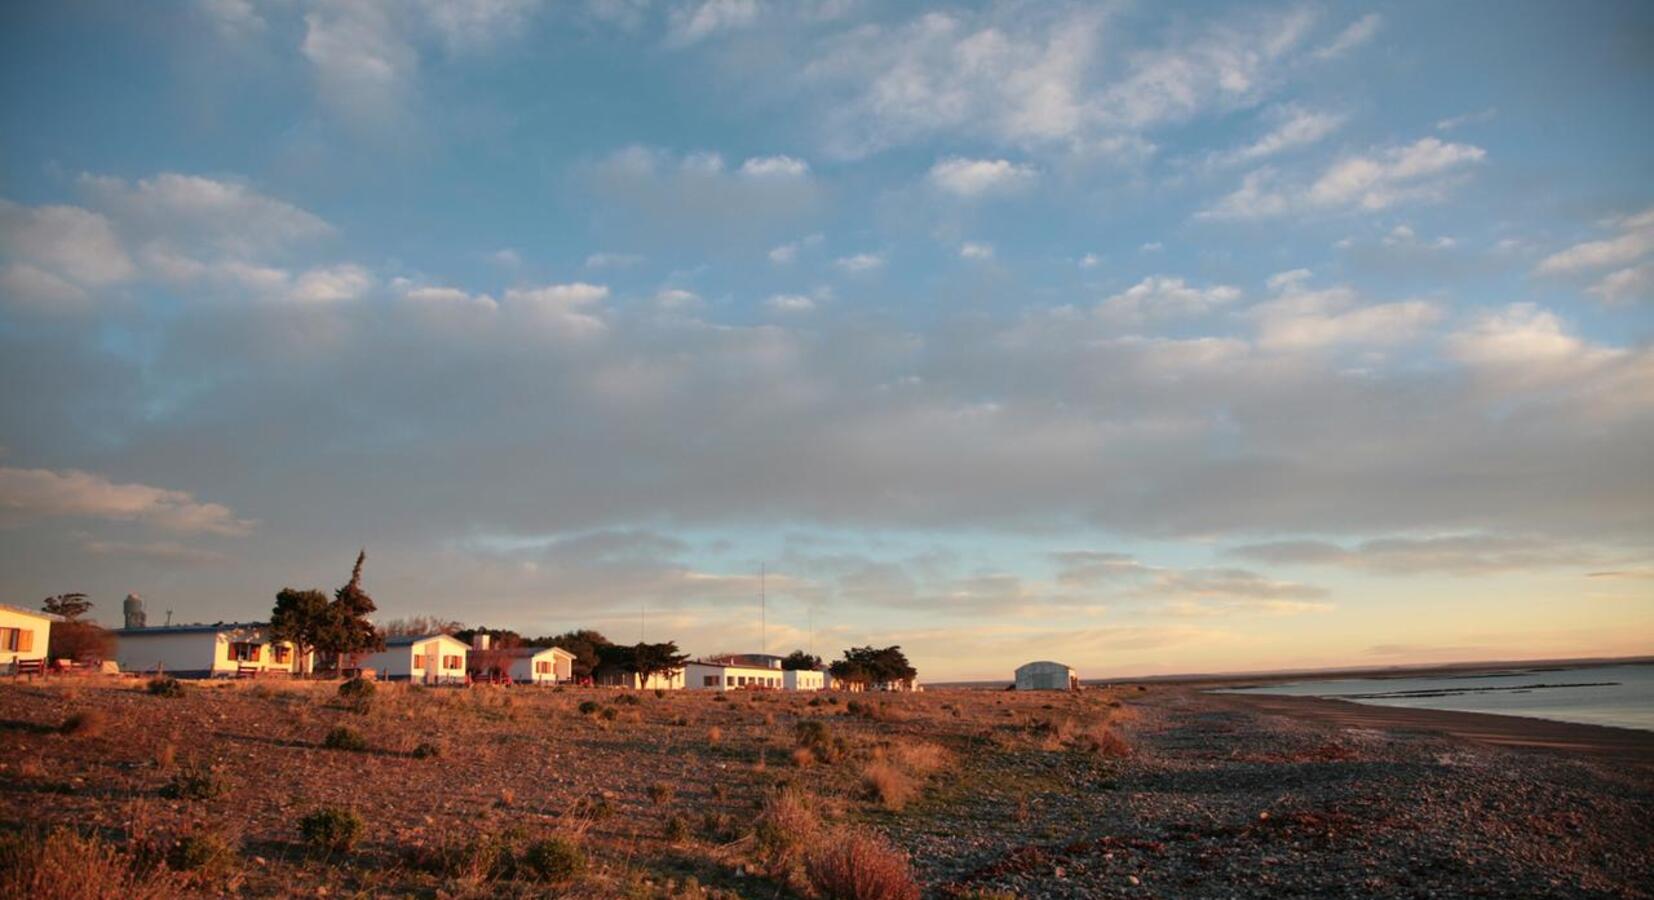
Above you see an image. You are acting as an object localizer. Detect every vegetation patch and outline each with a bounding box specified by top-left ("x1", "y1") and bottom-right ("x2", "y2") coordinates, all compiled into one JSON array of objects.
[
  {"x1": 299, "y1": 807, "x2": 363, "y2": 854},
  {"x1": 323, "y1": 726, "x2": 368, "y2": 751},
  {"x1": 805, "y1": 828, "x2": 921, "y2": 900},
  {"x1": 146, "y1": 677, "x2": 184, "y2": 698}
]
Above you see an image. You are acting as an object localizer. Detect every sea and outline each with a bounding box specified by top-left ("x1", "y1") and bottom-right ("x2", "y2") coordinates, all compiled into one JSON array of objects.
[{"x1": 1219, "y1": 663, "x2": 1654, "y2": 732}]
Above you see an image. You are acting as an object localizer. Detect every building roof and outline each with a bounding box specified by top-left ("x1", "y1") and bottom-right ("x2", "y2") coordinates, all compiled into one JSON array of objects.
[
  {"x1": 0, "y1": 603, "x2": 61, "y2": 622},
  {"x1": 384, "y1": 632, "x2": 470, "y2": 648},
  {"x1": 689, "y1": 658, "x2": 787, "y2": 671},
  {"x1": 115, "y1": 621, "x2": 268, "y2": 636},
  {"x1": 1016, "y1": 660, "x2": 1074, "y2": 671}
]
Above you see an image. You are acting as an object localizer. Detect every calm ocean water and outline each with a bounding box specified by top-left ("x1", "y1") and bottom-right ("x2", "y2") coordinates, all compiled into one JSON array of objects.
[{"x1": 1221, "y1": 663, "x2": 1654, "y2": 732}]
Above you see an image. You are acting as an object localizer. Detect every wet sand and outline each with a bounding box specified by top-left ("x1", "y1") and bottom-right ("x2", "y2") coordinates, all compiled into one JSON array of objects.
[{"x1": 1212, "y1": 690, "x2": 1654, "y2": 767}]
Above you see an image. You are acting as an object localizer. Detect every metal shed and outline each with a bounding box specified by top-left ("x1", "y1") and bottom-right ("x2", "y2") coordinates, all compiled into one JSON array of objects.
[{"x1": 1015, "y1": 660, "x2": 1077, "y2": 691}]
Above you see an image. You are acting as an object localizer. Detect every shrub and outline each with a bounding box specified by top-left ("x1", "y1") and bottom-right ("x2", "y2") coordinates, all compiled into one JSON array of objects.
[
  {"x1": 616, "y1": 693, "x2": 640, "y2": 705},
  {"x1": 654, "y1": 688, "x2": 666, "y2": 699},
  {"x1": 412, "y1": 741, "x2": 441, "y2": 759},
  {"x1": 60, "y1": 709, "x2": 108, "y2": 737},
  {"x1": 162, "y1": 765, "x2": 222, "y2": 800},
  {"x1": 299, "y1": 808, "x2": 363, "y2": 854},
  {"x1": 861, "y1": 762, "x2": 915, "y2": 811},
  {"x1": 754, "y1": 786, "x2": 819, "y2": 868},
  {"x1": 1086, "y1": 726, "x2": 1133, "y2": 758},
  {"x1": 599, "y1": 706, "x2": 618, "y2": 721},
  {"x1": 418, "y1": 832, "x2": 512, "y2": 881},
  {"x1": 323, "y1": 726, "x2": 368, "y2": 751},
  {"x1": 167, "y1": 833, "x2": 233, "y2": 874},
  {"x1": 147, "y1": 677, "x2": 183, "y2": 698},
  {"x1": 338, "y1": 678, "x2": 376, "y2": 700},
  {"x1": 805, "y1": 829, "x2": 921, "y2": 900},
  {"x1": 792, "y1": 747, "x2": 817, "y2": 768},
  {"x1": 647, "y1": 781, "x2": 675, "y2": 805},
  {"x1": 795, "y1": 720, "x2": 847, "y2": 763},
  {"x1": 520, "y1": 837, "x2": 585, "y2": 883},
  {"x1": 889, "y1": 741, "x2": 950, "y2": 775},
  {"x1": 663, "y1": 814, "x2": 691, "y2": 843},
  {"x1": 701, "y1": 811, "x2": 733, "y2": 841},
  {"x1": 577, "y1": 700, "x2": 600, "y2": 715}
]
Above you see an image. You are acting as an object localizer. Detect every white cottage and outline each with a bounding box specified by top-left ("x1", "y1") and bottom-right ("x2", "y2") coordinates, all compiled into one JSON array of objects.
[
  {"x1": 1015, "y1": 660, "x2": 1077, "y2": 691},
  {"x1": 359, "y1": 633, "x2": 469, "y2": 684},
  {"x1": 116, "y1": 622, "x2": 305, "y2": 678},
  {"x1": 468, "y1": 634, "x2": 576, "y2": 685},
  {"x1": 0, "y1": 603, "x2": 55, "y2": 675},
  {"x1": 783, "y1": 668, "x2": 827, "y2": 691}
]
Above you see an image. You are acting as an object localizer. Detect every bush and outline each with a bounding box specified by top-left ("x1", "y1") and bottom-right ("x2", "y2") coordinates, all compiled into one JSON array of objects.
[
  {"x1": 60, "y1": 710, "x2": 108, "y2": 737},
  {"x1": 299, "y1": 808, "x2": 363, "y2": 854},
  {"x1": 663, "y1": 814, "x2": 691, "y2": 843},
  {"x1": 754, "y1": 786, "x2": 819, "y2": 868},
  {"x1": 338, "y1": 678, "x2": 376, "y2": 700},
  {"x1": 616, "y1": 693, "x2": 640, "y2": 705},
  {"x1": 147, "y1": 677, "x2": 183, "y2": 698},
  {"x1": 162, "y1": 765, "x2": 222, "y2": 800},
  {"x1": 0, "y1": 827, "x2": 181, "y2": 899},
  {"x1": 412, "y1": 741, "x2": 441, "y2": 759},
  {"x1": 861, "y1": 762, "x2": 915, "y2": 811},
  {"x1": 599, "y1": 706, "x2": 618, "y2": 721},
  {"x1": 654, "y1": 688, "x2": 666, "y2": 699},
  {"x1": 323, "y1": 726, "x2": 368, "y2": 752},
  {"x1": 795, "y1": 720, "x2": 847, "y2": 763},
  {"x1": 577, "y1": 700, "x2": 600, "y2": 715},
  {"x1": 418, "y1": 832, "x2": 513, "y2": 881},
  {"x1": 520, "y1": 837, "x2": 585, "y2": 883},
  {"x1": 167, "y1": 833, "x2": 233, "y2": 874},
  {"x1": 647, "y1": 781, "x2": 675, "y2": 805},
  {"x1": 805, "y1": 829, "x2": 921, "y2": 900}
]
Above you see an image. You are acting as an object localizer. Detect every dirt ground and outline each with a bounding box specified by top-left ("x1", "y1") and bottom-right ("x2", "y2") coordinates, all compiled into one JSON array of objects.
[{"x1": 0, "y1": 677, "x2": 1648, "y2": 898}]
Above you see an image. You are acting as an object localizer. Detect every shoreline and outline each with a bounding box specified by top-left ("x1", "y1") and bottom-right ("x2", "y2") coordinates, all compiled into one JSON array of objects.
[{"x1": 1209, "y1": 689, "x2": 1654, "y2": 766}]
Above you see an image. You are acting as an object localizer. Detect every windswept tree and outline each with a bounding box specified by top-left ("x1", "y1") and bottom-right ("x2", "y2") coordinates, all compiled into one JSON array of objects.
[
  {"x1": 384, "y1": 616, "x2": 464, "y2": 637},
  {"x1": 781, "y1": 650, "x2": 822, "y2": 671},
  {"x1": 829, "y1": 645, "x2": 917, "y2": 689},
  {"x1": 42, "y1": 593, "x2": 112, "y2": 662},
  {"x1": 628, "y1": 641, "x2": 690, "y2": 684},
  {"x1": 268, "y1": 588, "x2": 331, "y2": 676},
  {"x1": 543, "y1": 629, "x2": 612, "y2": 681},
  {"x1": 326, "y1": 550, "x2": 385, "y2": 674}
]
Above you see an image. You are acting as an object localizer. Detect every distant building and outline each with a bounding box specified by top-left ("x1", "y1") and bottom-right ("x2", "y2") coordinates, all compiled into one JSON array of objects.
[
  {"x1": 115, "y1": 622, "x2": 306, "y2": 678},
  {"x1": 123, "y1": 593, "x2": 146, "y2": 629},
  {"x1": 592, "y1": 665, "x2": 684, "y2": 690},
  {"x1": 1015, "y1": 660, "x2": 1077, "y2": 691},
  {"x1": 359, "y1": 633, "x2": 469, "y2": 684},
  {"x1": 466, "y1": 634, "x2": 575, "y2": 684},
  {"x1": 0, "y1": 603, "x2": 55, "y2": 675},
  {"x1": 686, "y1": 654, "x2": 827, "y2": 691}
]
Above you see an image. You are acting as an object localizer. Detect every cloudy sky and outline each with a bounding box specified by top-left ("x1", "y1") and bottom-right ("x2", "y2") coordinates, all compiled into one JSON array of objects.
[{"x1": 1, "y1": 1, "x2": 1650, "y2": 680}]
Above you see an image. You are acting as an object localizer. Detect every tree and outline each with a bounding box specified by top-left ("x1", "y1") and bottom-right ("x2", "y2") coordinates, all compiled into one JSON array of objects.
[
  {"x1": 627, "y1": 641, "x2": 690, "y2": 683},
  {"x1": 543, "y1": 629, "x2": 612, "y2": 681},
  {"x1": 781, "y1": 650, "x2": 822, "y2": 671},
  {"x1": 326, "y1": 550, "x2": 385, "y2": 674},
  {"x1": 829, "y1": 645, "x2": 917, "y2": 689},
  {"x1": 268, "y1": 588, "x2": 331, "y2": 676},
  {"x1": 42, "y1": 593, "x2": 92, "y2": 621},
  {"x1": 469, "y1": 632, "x2": 521, "y2": 681},
  {"x1": 384, "y1": 616, "x2": 464, "y2": 637}
]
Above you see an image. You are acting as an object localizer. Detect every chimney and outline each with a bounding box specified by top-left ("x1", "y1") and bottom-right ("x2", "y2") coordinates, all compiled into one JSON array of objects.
[{"x1": 473, "y1": 633, "x2": 491, "y2": 651}]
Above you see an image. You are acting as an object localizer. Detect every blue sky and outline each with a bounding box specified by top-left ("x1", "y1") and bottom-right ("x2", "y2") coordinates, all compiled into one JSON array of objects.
[{"x1": 1, "y1": 1, "x2": 1650, "y2": 680}]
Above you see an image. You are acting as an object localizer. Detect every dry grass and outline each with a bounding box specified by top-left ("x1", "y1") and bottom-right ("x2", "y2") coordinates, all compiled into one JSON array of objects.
[
  {"x1": 861, "y1": 761, "x2": 916, "y2": 811},
  {"x1": 755, "y1": 785, "x2": 821, "y2": 869},
  {"x1": 0, "y1": 828, "x2": 181, "y2": 900},
  {"x1": 706, "y1": 725, "x2": 723, "y2": 744},
  {"x1": 804, "y1": 827, "x2": 921, "y2": 900},
  {"x1": 59, "y1": 709, "x2": 107, "y2": 737}
]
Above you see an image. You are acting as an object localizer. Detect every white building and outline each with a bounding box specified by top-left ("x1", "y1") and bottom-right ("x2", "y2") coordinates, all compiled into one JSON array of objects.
[
  {"x1": 1015, "y1": 660, "x2": 1077, "y2": 691},
  {"x1": 593, "y1": 667, "x2": 685, "y2": 690},
  {"x1": 783, "y1": 668, "x2": 826, "y2": 691},
  {"x1": 467, "y1": 634, "x2": 576, "y2": 685},
  {"x1": 0, "y1": 604, "x2": 55, "y2": 674},
  {"x1": 115, "y1": 622, "x2": 306, "y2": 678},
  {"x1": 359, "y1": 633, "x2": 470, "y2": 684}
]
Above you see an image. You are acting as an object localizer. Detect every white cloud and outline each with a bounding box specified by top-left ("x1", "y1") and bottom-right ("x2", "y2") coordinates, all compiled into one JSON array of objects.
[
  {"x1": 928, "y1": 157, "x2": 1038, "y2": 197},
  {"x1": 196, "y1": 0, "x2": 265, "y2": 39},
  {"x1": 959, "y1": 242, "x2": 994, "y2": 261},
  {"x1": 1589, "y1": 264, "x2": 1653, "y2": 305},
  {"x1": 769, "y1": 233, "x2": 823, "y2": 265},
  {"x1": 291, "y1": 264, "x2": 373, "y2": 303},
  {"x1": 667, "y1": 0, "x2": 762, "y2": 46},
  {"x1": 655, "y1": 288, "x2": 702, "y2": 310},
  {"x1": 1201, "y1": 138, "x2": 1486, "y2": 219},
  {"x1": 835, "y1": 252, "x2": 885, "y2": 273},
  {"x1": 765, "y1": 293, "x2": 816, "y2": 313},
  {"x1": 1436, "y1": 107, "x2": 1498, "y2": 132},
  {"x1": 1251, "y1": 271, "x2": 1441, "y2": 350},
  {"x1": 1139, "y1": 242, "x2": 1163, "y2": 253},
  {"x1": 0, "y1": 200, "x2": 136, "y2": 290},
  {"x1": 1208, "y1": 104, "x2": 1345, "y2": 168},
  {"x1": 739, "y1": 155, "x2": 810, "y2": 178},
  {"x1": 1097, "y1": 276, "x2": 1241, "y2": 325},
  {"x1": 1312, "y1": 13, "x2": 1381, "y2": 60},
  {"x1": 0, "y1": 465, "x2": 254, "y2": 536},
  {"x1": 300, "y1": 3, "x2": 417, "y2": 122},
  {"x1": 504, "y1": 282, "x2": 610, "y2": 338},
  {"x1": 79, "y1": 172, "x2": 332, "y2": 260},
  {"x1": 1535, "y1": 207, "x2": 1654, "y2": 275},
  {"x1": 401, "y1": 284, "x2": 500, "y2": 313},
  {"x1": 585, "y1": 251, "x2": 645, "y2": 268},
  {"x1": 1078, "y1": 253, "x2": 1102, "y2": 269}
]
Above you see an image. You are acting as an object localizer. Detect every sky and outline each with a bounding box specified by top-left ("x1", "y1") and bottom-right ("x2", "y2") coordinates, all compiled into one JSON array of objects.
[{"x1": 0, "y1": 0, "x2": 1651, "y2": 681}]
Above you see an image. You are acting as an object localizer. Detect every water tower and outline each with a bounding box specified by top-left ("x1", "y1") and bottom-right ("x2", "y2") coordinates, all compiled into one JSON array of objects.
[{"x1": 123, "y1": 593, "x2": 146, "y2": 629}]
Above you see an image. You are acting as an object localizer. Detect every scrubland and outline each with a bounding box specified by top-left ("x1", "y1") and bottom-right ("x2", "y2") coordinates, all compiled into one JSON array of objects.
[{"x1": 0, "y1": 679, "x2": 1648, "y2": 898}]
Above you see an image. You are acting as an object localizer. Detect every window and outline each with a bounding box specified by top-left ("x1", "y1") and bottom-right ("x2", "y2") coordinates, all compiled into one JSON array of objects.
[
  {"x1": 273, "y1": 645, "x2": 292, "y2": 664},
  {"x1": 536, "y1": 661, "x2": 551, "y2": 674},
  {"x1": 413, "y1": 654, "x2": 427, "y2": 671},
  {"x1": 443, "y1": 654, "x2": 462, "y2": 669},
  {"x1": 0, "y1": 627, "x2": 29, "y2": 652},
  {"x1": 703, "y1": 675, "x2": 719, "y2": 687},
  {"x1": 229, "y1": 642, "x2": 261, "y2": 662}
]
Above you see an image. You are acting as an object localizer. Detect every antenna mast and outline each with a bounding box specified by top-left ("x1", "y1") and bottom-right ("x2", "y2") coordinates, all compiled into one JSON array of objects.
[{"x1": 760, "y1": 563, "x2": 767, "y2": 655}]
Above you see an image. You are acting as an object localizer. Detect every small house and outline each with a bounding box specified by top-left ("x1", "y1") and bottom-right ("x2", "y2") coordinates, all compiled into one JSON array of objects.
[
  {"x1": 358, "y1": 633, "x2": 469, "y2": 684},
  {"x1": 115, "y1": 622, "x2": 305, "y2": 678},
  {"x1": 783, "y1": 667, "x2": 827, "y2": 691},
  {"x1": 1015, "y1": 660, "x2": 1077, "y2": 691},
  {"x1": 0, "y1": 604, "x2": 55, "y2": 675},
  {"x1": 466, "y1": 634, "x2": 575, "y2": 685}
]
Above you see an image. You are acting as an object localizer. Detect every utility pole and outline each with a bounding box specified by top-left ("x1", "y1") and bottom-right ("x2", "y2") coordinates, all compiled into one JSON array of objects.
[
  {"x1": 640, "y1": 599, "x2": 646, "y2": 643},
  {"x1": 760, "y1": 563, "x2": 767, "y2": 655}
]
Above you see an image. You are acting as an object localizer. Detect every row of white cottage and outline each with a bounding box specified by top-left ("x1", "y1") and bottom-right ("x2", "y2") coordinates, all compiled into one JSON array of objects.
[{"x1": 13, "y1": 616, "x2": 838, "y2": 691}]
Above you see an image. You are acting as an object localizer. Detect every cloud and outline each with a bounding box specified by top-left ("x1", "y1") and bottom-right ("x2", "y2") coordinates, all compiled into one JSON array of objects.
[
  {"x1": 1311, "y1": 13, "x2": 1381, "y2": 60},
  {"x1": 1589, "y1": 263, "x2": 1653, "y2": 305},
  {"x1": 196, "y1": 0, "x2": 265, "y2": 39},
  {"x1": 1201, "y1": 138, "x2": 1486, "y2": 219},
  {"x1": 1207, "y1": 104, "x2": 1345, "y2": 168},
  {"x1": 585, "y1": 251, "x2": 645, "y2": 269},
  {"x1": 1446, "y1": 303, "x2": 1654, "y2": 411},
  {"x1": 765, "y1": 293, "x2": 817, "y2": 313},
  {"x1": 667, "y1": 0, "x2": 762, "y2": 46},
  {"x1": 0, "y1": 201, "x2": 136, "y2": 300},
  {"x1": 1436, "y1": 107, "x2": 1498, "y2": 132},
  {"x1": 291, "y1": 264, "x2": 373, "y2": 303},
  {"x1": 1249, "y1": 270, "x2": 1441, "y2": 350},
  {"x1": 654, "y1": 288, "x2": 701, "y2": 310},
  {"x1": 78, "y1": 172, "x2": 333, "y2": 260},
  {"x1": 586, "y1": 146, "x2": 822, "y2": 242},
  {"x1": 927, "y1": 157, "x2": 1038, "y2": 197},
  {"x1": 301, "y1": 2, "x2": 418, "y2": 123},
  {"x1": 1097, "y1": 276, "x2": 1241, "y2": 325},
  {"x1": 1052, "y1": 551, "x2": 1330, "y2": 616},
  {"x1": 0, "y1": 466, "x2": 255, "y2": 536},
  {"x1": 1535, "y1": 207, "x2": 1654, "y2": 276},
  {"x1": 1232, "y1": 534, "x2": 1626, "y2": 575},
  {"x1": 82, "y1": 539, "x2": 228, "y2": 565},
  {"x1": 769, "y1": 233, "x2": 823, "y2": 265},
  {"x1": 503, "y1": 282, "x2": 610, "y2": 338},
  {"x1": 834, "y1": 252, "x2": 884, "y2": 273},
  {"x1": 739, "y1": 155, "x2": 810, "y2": 178},
  {"x1": 959, "y1": 242, "x2": 994, "y2": 260}
]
